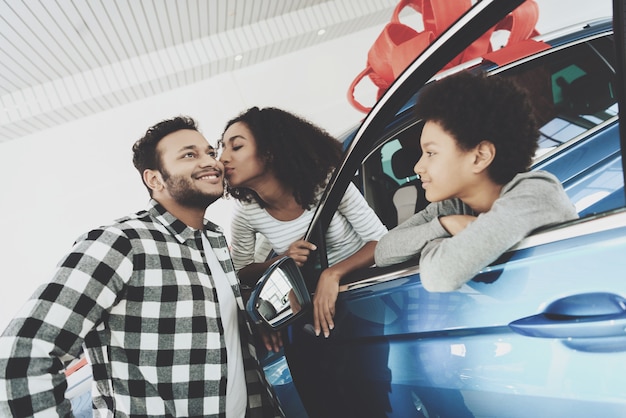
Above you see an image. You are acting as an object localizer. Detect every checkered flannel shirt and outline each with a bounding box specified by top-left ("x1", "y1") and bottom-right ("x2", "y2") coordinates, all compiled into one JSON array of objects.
[{"x1": 0, "y1": 199, "x2": 283, "y2": 417}]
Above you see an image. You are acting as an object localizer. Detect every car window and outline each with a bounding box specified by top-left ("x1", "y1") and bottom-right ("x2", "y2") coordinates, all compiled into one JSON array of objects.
[
  {"x1": 360, "y1": 121, "x2": 426, "y2": 230},
  {"x1": 360, "y1": 32, "x2": 619, "y2": 230},
  {"x1": 502, "y1": 34, "x2": 617, "y2": 154}
]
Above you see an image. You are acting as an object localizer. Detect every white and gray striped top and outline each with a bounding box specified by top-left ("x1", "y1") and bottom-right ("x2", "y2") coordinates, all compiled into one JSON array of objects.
[{"x1": 230, "y1": 182, "x2": 388, "y2": 271}]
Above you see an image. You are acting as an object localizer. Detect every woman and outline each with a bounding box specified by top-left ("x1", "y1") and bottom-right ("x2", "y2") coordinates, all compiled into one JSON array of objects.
[{"x1": 219, "y1": 106, "x2": 387, "y2": 338}]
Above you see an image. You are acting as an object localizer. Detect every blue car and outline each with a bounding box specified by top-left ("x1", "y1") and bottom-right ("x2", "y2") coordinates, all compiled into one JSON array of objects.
[{"x1": 248, "y1": 0, "x2": 626, "y2": 417}]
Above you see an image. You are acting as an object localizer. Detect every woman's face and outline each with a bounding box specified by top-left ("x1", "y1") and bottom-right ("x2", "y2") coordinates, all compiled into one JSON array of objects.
[{"x1": 219, "y1": 121, "x2": 268, "y2": 189}]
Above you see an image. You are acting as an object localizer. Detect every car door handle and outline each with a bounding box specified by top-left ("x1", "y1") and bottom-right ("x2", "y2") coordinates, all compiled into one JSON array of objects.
[{"x1": 509, "y1": 292, "x2": 626, "y2": 339}]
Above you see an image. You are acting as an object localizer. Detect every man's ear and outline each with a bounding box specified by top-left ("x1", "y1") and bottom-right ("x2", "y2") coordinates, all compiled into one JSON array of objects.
[
  {"x1": 472, "y1": 140, "x2": 496, "y2": 173},
  {"x1": 143, "y1": 169, "x2": 164, "y2": 193}
]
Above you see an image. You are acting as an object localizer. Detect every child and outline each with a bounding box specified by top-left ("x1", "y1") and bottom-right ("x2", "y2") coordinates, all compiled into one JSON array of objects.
[{"x1": 374, "y1": 71, "x2": 578, "y2": 292}]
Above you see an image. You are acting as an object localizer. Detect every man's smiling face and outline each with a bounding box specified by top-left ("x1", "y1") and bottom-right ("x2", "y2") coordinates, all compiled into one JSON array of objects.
[{"x1": 157, "y1": 129, "x2": 225, "y2": 209}]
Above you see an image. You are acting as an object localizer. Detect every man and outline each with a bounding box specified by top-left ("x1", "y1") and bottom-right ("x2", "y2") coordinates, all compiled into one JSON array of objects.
[{"x1": 0, "y1": 116, "x2": 283, "y2": 417}]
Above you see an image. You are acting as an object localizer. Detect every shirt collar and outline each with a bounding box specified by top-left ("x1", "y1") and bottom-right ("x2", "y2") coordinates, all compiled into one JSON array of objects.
[{"x1": 147, "y1": 199, "x2": 224, "y2": 243}]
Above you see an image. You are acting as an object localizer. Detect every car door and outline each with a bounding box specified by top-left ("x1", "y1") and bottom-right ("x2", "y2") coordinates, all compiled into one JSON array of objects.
[
  {"x1": 288, "y1": 218, "x2": 626, "y2": 417},
  {"x1": 277, "y1": 1, "x2": 626, "y2": 417}
]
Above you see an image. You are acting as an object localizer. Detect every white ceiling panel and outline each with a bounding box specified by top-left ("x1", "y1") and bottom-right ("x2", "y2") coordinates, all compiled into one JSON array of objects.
[{"x1": 0, "y1": 0, "x2": 398, "y2": 143}]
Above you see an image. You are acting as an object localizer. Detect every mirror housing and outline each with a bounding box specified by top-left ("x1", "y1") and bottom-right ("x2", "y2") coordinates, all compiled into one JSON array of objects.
[{"x1": 246, "y1": 256, "x2": 311, "y2": 330}]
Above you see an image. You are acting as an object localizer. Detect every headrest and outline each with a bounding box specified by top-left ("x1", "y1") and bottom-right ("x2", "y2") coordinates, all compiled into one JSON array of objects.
[
  {"x1": 391, "y1": 150, "x2": 419, "y2": 180},
  {"x1": 559, "y1": 74, "x2": 615, "y2": 115}
]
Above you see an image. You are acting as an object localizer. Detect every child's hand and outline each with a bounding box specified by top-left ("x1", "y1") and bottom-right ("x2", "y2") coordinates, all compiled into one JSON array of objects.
[{"x1": 440, "y1": 215, "x2": 477, "y2": 236}]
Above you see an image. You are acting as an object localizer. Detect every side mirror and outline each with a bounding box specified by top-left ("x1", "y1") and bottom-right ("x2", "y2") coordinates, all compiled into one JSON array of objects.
[{"x1": 246, "y1": 256, "x2": 311, "y2": 330}]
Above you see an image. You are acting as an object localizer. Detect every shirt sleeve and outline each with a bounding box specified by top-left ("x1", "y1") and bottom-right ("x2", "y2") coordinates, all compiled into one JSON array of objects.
[
  {"x1": 419, "y1": 173, "x2": 577, "y2": 292},
  {"x1": 0, "y1": 226, "x2": 133, "y2": 416},
  {"x1": 337, "y1": 182, "x2": 388, "y2": 242},
  {"x1": 230, "y1": 201, "x2": 258, "y2": 272},
  {"x1": 374, "y1": 199, "x2": 463, "y2": 267}
]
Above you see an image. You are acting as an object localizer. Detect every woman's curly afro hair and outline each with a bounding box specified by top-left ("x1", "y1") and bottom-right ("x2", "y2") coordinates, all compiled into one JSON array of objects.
[
  {"x1": 414, "y1": 71, "x2": 539, "y2": 184},
  {"x1": 222, "y1": 107, "x2": 343, "y2": 209}
]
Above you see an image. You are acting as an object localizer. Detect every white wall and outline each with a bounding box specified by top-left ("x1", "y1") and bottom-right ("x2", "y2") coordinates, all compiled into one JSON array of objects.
[{"x1": 0, "y1": 0, "x2": 611, "y2": 332}]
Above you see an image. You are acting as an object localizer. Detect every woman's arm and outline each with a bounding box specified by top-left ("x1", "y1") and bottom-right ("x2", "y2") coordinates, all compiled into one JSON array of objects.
[
  {"x1": 313, "y1": 240, "x2": 378, "y2": 337},
  {"x1": 311, "y1": 184, "x2": 388, "y2": 337}
]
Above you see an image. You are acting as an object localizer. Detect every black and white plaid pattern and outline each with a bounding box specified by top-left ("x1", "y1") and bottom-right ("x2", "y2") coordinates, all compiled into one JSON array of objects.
[{"x1": 0, "y1": 199, "x2": 283, "y2": 417}]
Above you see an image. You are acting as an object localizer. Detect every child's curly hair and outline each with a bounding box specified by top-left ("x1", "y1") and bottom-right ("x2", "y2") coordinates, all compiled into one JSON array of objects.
[{"x1": 414, "y1": 71, "x2": 539, "y2": 184}]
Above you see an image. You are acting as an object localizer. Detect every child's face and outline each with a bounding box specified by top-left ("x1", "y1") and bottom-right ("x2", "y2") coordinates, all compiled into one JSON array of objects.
[{"x1": 414, "y1": 121, "x2": 478, "y2": 203}]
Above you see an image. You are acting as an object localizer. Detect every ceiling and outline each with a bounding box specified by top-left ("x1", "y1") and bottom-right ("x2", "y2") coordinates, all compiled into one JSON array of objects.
[{"x1": 0, "y1": 0, "x2": 398, "y2": 143}]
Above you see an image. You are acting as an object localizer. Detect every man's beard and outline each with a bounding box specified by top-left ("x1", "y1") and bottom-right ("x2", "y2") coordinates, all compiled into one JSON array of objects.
[{"x1": 162, "y1": 171, "x2": 223, "y2": 209}]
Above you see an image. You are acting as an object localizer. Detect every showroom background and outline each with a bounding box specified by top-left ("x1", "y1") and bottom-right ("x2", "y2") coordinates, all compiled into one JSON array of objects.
[{"x1": 0, "y1": 0, "x2": 612, "y2": 332}]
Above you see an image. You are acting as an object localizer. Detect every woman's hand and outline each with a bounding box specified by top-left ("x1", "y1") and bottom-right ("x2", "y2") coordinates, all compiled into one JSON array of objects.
[
  {"x1": 310, "y1": 241, "x2": 377, "y2": 338},
  {"x1": 313, "y1": 268, "x2": 341, "y2": 338},
  {"x1": 283, "y1": 240, "x2": 317, "y2": 267}
]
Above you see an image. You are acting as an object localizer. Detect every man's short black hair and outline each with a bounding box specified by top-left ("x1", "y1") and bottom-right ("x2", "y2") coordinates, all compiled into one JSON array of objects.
[{"x1": 132, "y1": 116, "x2": 198, "y2": 194}]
